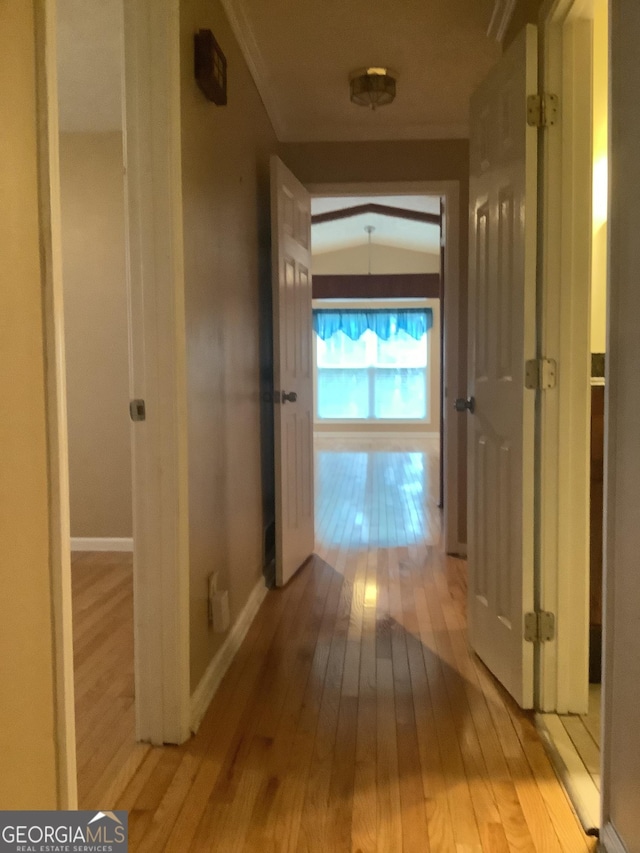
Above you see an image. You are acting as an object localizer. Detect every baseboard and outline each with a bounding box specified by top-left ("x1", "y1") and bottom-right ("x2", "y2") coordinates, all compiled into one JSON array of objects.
[
  {"x1": 313, "y1": 428, "x2": 440, "y2": 439},
  {"x1": 446, "y1": 542, "x2": 468, "y2": 558},
  {"x1": 70, "y1": 537, "x2": 134, "y2": 552},
  {"x1": 190, "y1": 575, "x2": 268, "y2": 733},
  {"x1": 600, "y1": 823, "x2": 628, "y2": 853}
]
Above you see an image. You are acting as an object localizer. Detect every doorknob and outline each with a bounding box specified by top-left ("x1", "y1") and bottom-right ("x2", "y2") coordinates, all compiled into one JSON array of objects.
[
  {"x1": 281, "y1": 391, "x2": 297, "y2": 403},
  {"x1": 454, "y1": 396, "x2": 475, "y2": 414}
]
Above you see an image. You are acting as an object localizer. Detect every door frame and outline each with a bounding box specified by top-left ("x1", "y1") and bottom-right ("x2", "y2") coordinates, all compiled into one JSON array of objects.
[
  {"x1": 306, "y1": 180, "x2": 462, "y2": 556},
  {"x1": 40, "y1": 0, "x2": 191, "y2": 801},
  {"x1": 537, "y1": 0, "x2": 594, "y2": 715}
]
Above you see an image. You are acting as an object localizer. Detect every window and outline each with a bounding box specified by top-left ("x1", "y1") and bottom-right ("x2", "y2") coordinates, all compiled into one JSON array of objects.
[{"x1": 314, "y1": 304, "x2": 435, "y2": 422}]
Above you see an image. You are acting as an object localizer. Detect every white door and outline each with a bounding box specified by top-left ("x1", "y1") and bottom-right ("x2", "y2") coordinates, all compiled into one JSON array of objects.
[
  {"x1": 466, "y1": 26, "x2": 538, "y2": 708},
  {"x1": 271, "y1": 156, "x2": 315, "y2": 586}
]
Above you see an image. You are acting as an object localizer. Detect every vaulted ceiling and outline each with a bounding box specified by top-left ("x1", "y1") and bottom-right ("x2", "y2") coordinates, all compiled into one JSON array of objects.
[
  {"x1": 311, "y1": 196, "x2": 442, "y2": 255},
  {"x1": 221, "y1": 0, "x2": 501, "y2": 141}
]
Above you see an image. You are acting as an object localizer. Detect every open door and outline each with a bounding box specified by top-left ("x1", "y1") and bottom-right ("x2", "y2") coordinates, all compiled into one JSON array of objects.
[
  {"x1": 465, "y1": 26, "x2": 538, "y2": 708},
  {"x1": 270, "y1": 156, "x2": 314, "y2": 586}
]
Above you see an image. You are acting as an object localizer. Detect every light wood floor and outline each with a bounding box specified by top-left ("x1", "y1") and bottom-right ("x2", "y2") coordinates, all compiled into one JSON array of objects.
[
  {"x1": 559, "y1": 686, "x2": 601, "y2": 791},
  {"x1": 105, "y1": 438, "x2": 594, "y2": 851},
  {"x1": 72, "y1": 550, "x2": 149, "y2": 808},
  {"x1": 537, "y1": 686, "x2": 602, "y2": 833}
]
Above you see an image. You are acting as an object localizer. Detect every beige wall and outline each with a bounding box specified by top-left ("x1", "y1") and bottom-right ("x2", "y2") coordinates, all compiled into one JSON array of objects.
[
  {"x1": 312, "y1": 243, "x2": 441, "y2": 275},
  {"x1": 280, "y1": 139, "x2": 469, "y2": 544},
  {"x1": 0, "y1": 0, "x2": 60, "y2": 808},
  {"x1": 180, "y1": 0, "x2": 278, "y2": 690},
  {"x1": 591, "y1": 0, "x2": 608, "y2": 354},
  {"x1": 59, "y1": 132, "x2": 132, "y2": 538}
]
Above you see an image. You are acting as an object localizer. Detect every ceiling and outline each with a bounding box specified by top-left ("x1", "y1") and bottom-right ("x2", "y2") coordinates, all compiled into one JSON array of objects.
[
  {"x1": 221, "y1": 0, "x2": 501, "y2": 141},
  {"x1": 312, "y1": 195, "x2": 441, "y2": 255},
  {"x1": 55, "y1": 0, "x2": 501, "y2": 140},
  {"x1": 56, "y1": 0, "x2": 123, "y2": 133}
]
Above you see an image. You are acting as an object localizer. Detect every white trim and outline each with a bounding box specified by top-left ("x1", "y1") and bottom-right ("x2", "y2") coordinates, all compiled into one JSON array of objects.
[
  {"x1": 306, "y1": 180, "x2": 462, "y2": 555},
  {"x1": 538, "y1": 0, "x2": 593, "y2": 714},
  {"x1": 536, "y1": 714, "x2": 600, "y2": 832},
  {"x1": 600, "y1": 823, "x2": 629, "y2": 853},
  {"x1": 70, "y1": 538, "x2": 134, "y2": 553},
  {"x1": 219, "y1": 0, "x2": 287, "y2": 139},
  {"x1": 122, "y1": 0, "x2": 191, "y2": 745},
  {"x1": 190, "y1": 576, "x2": 268, "y2": 733},
  {"x1": 313, "y1": 430, "x2": 440, "y2": 441},
  {"x1": 36, "y1": 0, "x2": 78, "y2": 810},
  {"x1": 281, "y1": 123, "x2": 470, "y2": 144}
]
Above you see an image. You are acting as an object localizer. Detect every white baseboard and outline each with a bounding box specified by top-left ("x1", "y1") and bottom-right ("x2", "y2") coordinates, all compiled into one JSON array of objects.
[
  {"x1": 71, "y1": 537, "x2": 134, "y2": 552},
  {"x1": 190, "y1": 575, "x2": 268, "y2": 733},
  {"x1": 601, "y1": 823, "x2": 628, "y2": 853},
  {"x1": 313, "y1": 429, "x2": 440, "y2": 439}
]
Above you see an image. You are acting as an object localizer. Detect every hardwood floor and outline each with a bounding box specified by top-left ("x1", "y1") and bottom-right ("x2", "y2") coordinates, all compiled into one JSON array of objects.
[
  {"x1": 111, "y1": 437, "x2": 595, "y2": 851},
  {"x1": 560, "y1": 687, "x2": 601, "y2": 790},
  {"x1": 72, "y1": 550, "x2": 149, "y2": 808},
  {"x1": 537, "y1": 686, "x2": 602, "y2": 833}
]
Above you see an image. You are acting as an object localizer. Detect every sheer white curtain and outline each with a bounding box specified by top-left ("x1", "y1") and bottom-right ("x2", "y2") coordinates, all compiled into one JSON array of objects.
[{"x1": 315, "y1": 326, "x2": 429, "y2": 421}]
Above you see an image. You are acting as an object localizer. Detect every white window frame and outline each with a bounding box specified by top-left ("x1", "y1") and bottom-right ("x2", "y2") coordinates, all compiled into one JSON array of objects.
[{"x1": 312, "y1": 297, "x2": 441, "y2": 433}]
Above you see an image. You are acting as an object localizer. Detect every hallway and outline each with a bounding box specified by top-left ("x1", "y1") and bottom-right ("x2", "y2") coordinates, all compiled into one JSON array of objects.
[{"x1": 116, "y1": 439, "x2": 594, "y2": 852}]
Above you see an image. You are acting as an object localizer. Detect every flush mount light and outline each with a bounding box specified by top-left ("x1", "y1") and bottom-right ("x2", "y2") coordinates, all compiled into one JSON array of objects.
[{"x1": 349, "y1": 67, "x2": 397, "y2": 110}]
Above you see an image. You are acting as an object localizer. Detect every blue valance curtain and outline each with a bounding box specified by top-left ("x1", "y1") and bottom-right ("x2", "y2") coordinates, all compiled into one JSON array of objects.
[{"x1": 312, "y1": 308, "x2": 432, "y2": 342}]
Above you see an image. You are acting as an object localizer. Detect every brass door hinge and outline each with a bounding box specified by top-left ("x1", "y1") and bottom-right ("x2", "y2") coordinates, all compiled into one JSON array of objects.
[
  {"x1": 525, "y1": 358, "x2": 557, "y2": 390},
  {"x1": 527, "y1": 93, "x2": 559, "y2": 128},
  {"x1": 524, "y1": 611, "x2": 556, "y2": 643}
]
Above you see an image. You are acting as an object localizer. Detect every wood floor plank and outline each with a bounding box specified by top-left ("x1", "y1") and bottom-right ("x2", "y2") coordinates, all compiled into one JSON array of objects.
[
  {"x1": 140, "y1": 561, "x2": 320, "y2": 853},
  {"x1": 107, "y1": 437, "x2": 594, "y2": 852},
  {"x1": 72, "y1": 552, "x2": 139, "y2": 809},
  {"x1": 560, "y1": 715, "x2": 601, "y2": 789}
]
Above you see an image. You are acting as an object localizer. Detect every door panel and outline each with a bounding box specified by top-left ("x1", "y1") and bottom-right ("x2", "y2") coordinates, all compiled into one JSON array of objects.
[
  {"x1": 467, "y1": 26, "x2": 538, "y2": 708},
  {"x1": 271, "y1": 156, "x2": 314, "y2": 586}
]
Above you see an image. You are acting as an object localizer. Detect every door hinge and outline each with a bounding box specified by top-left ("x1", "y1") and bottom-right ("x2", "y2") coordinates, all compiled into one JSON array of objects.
[
  {"x1": 527, "y1": 93, "x2": 559, "y2": 128},
  {"x1": 524, "y1": 611, "x2": 556, "y2": 643},
  {"x1": 525, "y1": 358, "x2": 557, "y2": 390}
]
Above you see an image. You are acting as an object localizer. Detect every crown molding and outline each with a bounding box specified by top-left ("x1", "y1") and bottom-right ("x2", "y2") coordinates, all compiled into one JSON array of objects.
[
  {"x1": 281, "y1": 122, "x2": 469, "y2": 143},
  {"x1": 487, "y1": 0, "x2": 518, "y2": 42},
  {"x1": 219, "y1": 0, "x2": 288, "y2": 139}
]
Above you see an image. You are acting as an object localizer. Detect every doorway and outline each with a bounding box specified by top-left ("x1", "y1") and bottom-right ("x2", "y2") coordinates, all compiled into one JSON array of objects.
[
  {"x1": 310, "y1": 191, "x2": 443, "y2": 555},
  {"x1": 43, "y1": 0, "x2": 192, "y2": 807},
  {"x1": 55, "y1": 0, "x2": 147, "y2": 807},
  {"x1": 307, "y1": 182, "x2": 462, "y2": 558},
  {"x1": 536, "y1": 0, "x2": 609, "y2": 834}
]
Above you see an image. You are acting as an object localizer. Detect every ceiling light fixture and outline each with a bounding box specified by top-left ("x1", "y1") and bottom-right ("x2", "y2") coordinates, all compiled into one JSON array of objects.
[
  {"x1": 349, "y1": 67, "x2": 396, "y2": 110},
  {"x1": 364, "y1": 225, "x2": 375, "y2": 274}
]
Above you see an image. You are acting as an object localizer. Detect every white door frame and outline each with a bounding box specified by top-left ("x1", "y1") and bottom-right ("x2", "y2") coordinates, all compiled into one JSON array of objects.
[
  {"x1": 34, "y1": 0, "x2": 78, "y2": 809},
  {"x1": 537, "y1": 0, "x2": 594, "y2": 714},
  {"x1": 122, "y1": 0, "x2": 191, "y2": 745},
  {"x1": 40, "y1": 0, "x2": 191, "y2": 799},
  {"x1": 307, "y1": 180, "x2": 462, "y2": 556}
]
